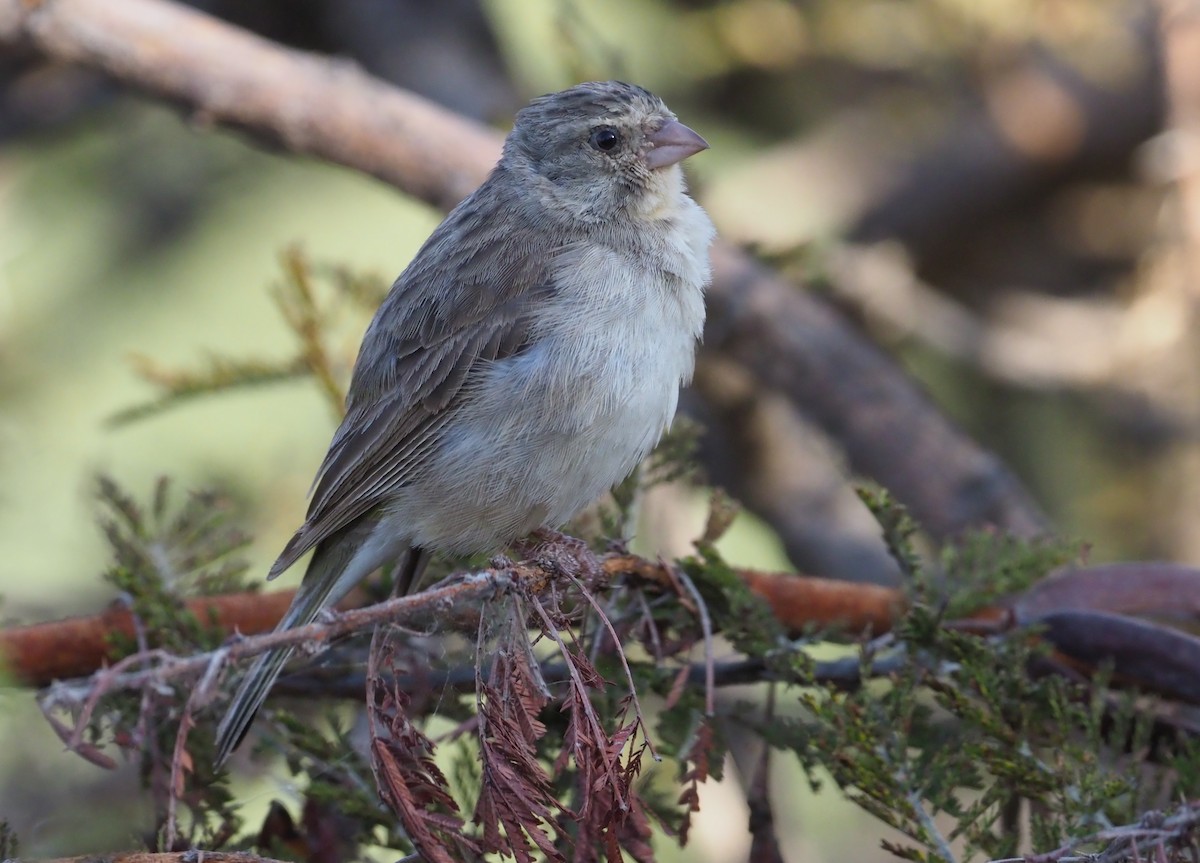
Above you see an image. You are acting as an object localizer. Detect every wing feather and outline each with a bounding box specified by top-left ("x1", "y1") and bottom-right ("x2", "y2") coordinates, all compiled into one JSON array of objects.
[{"x1": 270, "y1": 173, "x2": 558, "y2": 578}]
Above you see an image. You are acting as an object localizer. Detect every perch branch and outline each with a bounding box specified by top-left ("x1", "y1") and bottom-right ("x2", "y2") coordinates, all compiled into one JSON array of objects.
[
  {"x1": 35, "y1": 570, "x2": 511, "y2": 709},
  {"x1": 1, "y1": 554, "x2": 905, "y2": 688}
]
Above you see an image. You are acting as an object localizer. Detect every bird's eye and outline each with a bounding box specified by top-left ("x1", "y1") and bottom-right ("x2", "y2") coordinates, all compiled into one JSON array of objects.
[{"x1": 589, "y1": 127, "x2": 621, "y2": 152}]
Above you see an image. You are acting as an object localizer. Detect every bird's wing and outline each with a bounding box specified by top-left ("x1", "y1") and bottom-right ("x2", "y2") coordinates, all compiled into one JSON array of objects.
[{"x1": 270, "y1": 181, "x2": 556, "y2": 577}]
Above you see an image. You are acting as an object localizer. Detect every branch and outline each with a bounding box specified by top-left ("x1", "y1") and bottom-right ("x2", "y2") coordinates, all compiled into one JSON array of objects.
[
  {"x1": 37, "y1": 570, "x2": 511, "y2": 715},
  {"x1": 273, "y1": 650, "x2": 911, "y2": 700},
  {"x1": 0, "y1": 587, "x2": 369, "y2": 685},
  {"x1": 704, "y1": 244, "x2": 1049, "y2": 540},
  {"x1": 1, "y1": 553, "x2": 905, "y2": 688},
  {"x1": 990, "y1": 798, "x2": 1200, "y2": 863},
  {"x1": 0, "y1": 0, "x2": 1049, "y2": 544},
  {"x1": 686, "y1": 369, "x2": 905, "y2": 585},
  {"x1": 0, "y1": 0, "x2": 493, "y2": 210}
]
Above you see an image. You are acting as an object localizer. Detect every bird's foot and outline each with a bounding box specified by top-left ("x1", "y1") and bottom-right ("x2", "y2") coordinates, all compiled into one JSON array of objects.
[
  {"x1": 488, "y1": 552, "x2": 516, "y2": 570},
  {"x1": 511, "y1": 527, "x2": 603, "y2": 587}
]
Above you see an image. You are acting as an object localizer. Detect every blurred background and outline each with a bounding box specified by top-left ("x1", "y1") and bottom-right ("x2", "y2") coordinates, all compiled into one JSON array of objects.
[{"x1": 0, "y1": 0, "x2": 1194, "y2": 857}]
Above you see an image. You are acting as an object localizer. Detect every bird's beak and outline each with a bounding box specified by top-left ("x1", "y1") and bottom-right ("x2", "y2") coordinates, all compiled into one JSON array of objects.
[{"x1": 642, "y1": 120, "x2": 709, "y2": 170}]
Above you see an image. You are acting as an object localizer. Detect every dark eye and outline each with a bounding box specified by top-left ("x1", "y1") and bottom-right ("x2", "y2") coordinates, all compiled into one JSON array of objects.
[{"x1": 589, "y1": 126, "x2": 620, "y2": 152}]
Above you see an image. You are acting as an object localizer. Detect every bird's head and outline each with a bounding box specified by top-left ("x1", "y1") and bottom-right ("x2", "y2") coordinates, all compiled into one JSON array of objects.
[{"x1": 503, "y1": 80, "x2": 708, "y2": 223}]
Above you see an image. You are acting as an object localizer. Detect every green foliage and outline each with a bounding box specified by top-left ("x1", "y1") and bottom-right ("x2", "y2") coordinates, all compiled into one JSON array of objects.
[
  {"x1": 935, "y1": 531, "x2": 1075, "y2": 619},
  {"x1": 98, "y1": 474, "x2": 252, "y2": 654},
  {"x1": 108, "y1": 355, "x2": 311, "y2": 427},
  {"x1": 754, "y1": 493, "x2": 1188, "y2": 862},
  {"x1": 680, "y1": 543, "x2": 785, "y2": 660},
  {"x1": 859, "y1": 484, "x2": 923, "y2": 579},
  {"x1": 273, "y1": 711, "x2": 415, "y2": 851},
  {"x1": 79, "y1": 477, "x2": 255, "y2": 847},
  {"x1": 111, "y1": 247, "x2": 388, "y2": 428}
]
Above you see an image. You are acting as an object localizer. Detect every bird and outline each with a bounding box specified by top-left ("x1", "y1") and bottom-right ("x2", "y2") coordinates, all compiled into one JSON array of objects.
[{"x1": 214, "y1": 80, "x2": 715, "y2": 765}]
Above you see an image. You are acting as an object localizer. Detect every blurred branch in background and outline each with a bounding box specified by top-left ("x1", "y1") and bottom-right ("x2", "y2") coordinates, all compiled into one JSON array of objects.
[
  {"x1": 0, "y1": 0, "x2": 514, "y2": 139},
  {"x1": 1152, "y1": 0, "x2": 1200, "y2": 564},
  {"x1": 849, "y1": 10, "x2": 1164, "y2": 274},
  {"x1": 689, "y1": 358, "x2": 906, "y2": 584}
]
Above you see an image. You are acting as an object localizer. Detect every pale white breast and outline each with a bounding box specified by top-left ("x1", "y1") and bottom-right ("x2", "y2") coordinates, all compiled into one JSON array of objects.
[{"x1": 395, "y1": 193, "x2": 715, "y2": 553}]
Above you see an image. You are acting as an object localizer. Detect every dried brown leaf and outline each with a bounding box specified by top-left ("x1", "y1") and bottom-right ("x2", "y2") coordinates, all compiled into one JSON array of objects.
[
  {"x1": 473, "y1": 598, "x2": 565, "y2": 862},
  {"x1": 678, "y1": 721, "x2": 715, "y2": 846},
  {"x1": 367, "y1": 633, "x2": 476, "y2": 863}
]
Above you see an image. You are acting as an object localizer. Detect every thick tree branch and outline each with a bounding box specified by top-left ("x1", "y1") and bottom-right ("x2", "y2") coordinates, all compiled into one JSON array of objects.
[
  {"x1": 0, "y1": 0, "x2": 1050, "y2": 544},
  {"x1": 0, "y1": 0, "x2": 494, "y2": 210},
  {"x1": 19, "y1": 555, "x2": 1200, "y2": 711},
  {"x1": 0, "y1": 589, "x2": 335, "y2": 684}
]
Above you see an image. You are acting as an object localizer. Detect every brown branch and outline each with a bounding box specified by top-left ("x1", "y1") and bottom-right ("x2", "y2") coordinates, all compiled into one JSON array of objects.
[
  {"x1": 2, "y1": 554, "x2": 906, "y2": 688},
  {"x1": 0, "y1": 0, "x2": 494, "y2": 210},
  {"x1": 35, "y1": 571, "x2": 510, "y2": 707},
  {"x1": 36, "y1": 570, "x2": 516, "y2": 765},
  {"x1": 737, "y1": 566, "x2": 901, "y2": 634},
  {"x1": 703, "y1": 243, "x2": 1050, "y2": 540},
  {"x1": 688, "y1": 364, "x2": 905, "y2": 585},
  {"x1": 0, "y1": 0, "x2": 1049, "y2": 547},
  {"x1": 0, "y1": 587, "x2": 377, "y2": 685}
]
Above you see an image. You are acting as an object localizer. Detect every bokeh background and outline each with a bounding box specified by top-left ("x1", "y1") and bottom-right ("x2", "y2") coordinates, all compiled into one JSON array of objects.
[{"x1": 0, "y1": 0, "x2": 1193, "y2": 857}]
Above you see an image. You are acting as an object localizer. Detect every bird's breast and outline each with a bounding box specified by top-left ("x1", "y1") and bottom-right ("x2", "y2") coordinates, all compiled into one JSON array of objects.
[
  {"x1": 513, "y1": 209, "x2": 711, "y2": 431},
  {"x1": 402, "y1": 200, "x2": 714, "y2": 551}
]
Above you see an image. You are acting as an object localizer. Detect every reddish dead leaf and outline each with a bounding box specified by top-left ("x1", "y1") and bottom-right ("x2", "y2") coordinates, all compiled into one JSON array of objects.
[
  {"x1": 367, "y1": 633, "x2": 476, "y2": 863},
  {"x1": 678, "y1": 720, "x2": 714, "y2": 847},
  {"x1": 473, "y1": 600, "x2": 564, "y2": 863},
  {"x1": 544, "y1": 588, "x2": 657, "y2": 863}
]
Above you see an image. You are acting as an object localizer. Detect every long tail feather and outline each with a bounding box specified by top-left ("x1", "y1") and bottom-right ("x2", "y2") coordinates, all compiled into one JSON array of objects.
[
  {"x1": 214, "y1": 550, "x2": 345, "y2": 766},
  {"x1": 214, "y1": 520, "x2": 416, "y2": 766}
]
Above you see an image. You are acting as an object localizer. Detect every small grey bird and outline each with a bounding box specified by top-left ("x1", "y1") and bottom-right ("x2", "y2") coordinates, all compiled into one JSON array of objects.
[{"x1": 214, "y1": 81, "x2": 715, "y2": 765}]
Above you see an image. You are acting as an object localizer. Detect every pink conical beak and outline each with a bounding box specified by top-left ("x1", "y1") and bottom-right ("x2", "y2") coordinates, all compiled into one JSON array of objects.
[{"x1": 643, "y1": 120, "x2": 709, "y2": 170}]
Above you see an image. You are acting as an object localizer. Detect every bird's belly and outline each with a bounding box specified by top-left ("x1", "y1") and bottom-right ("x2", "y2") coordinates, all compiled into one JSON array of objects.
[
  {"x1": 387, "y1": 220, "x2": 710, "y2": 555},
  {"x1": 394, "y1": 330, "x2": 689, "y2": 554}
]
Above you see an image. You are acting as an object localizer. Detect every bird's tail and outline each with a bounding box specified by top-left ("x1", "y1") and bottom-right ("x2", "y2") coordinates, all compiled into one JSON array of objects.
[{"x1": 214, "y1": 521, "x2": 423, "y2": 766}]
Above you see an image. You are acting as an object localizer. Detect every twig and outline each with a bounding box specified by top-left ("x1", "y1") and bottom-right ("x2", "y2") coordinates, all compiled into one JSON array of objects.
[
  {"x1": 2, "y1": 556, "x2": 908, "y2": 688},
  {"x1": 565, "y1": 572, "x2": 658, "y2": 761},
  {"x1": 65, "y1": 648, "x2": 176, "y2": 750},
  {"x1": 906, "y1": 785, "x2": 958, "y2": 863},
  {"x1": 164, "y1": 646, "x2": 228, "y2": 848},
  {"x1": 273, "y1": 647, "x2": 913, "y2": 700},
  {"x1": 38, "y1": 570, "x2": 512, "y2": 731},
  {"x1": 276, "y1": 247, "x2": 346, "y2": 417},
  {"x1": 674, "y1": 569, "x2": 715, "y2": 717},
  {"x1": 987, "y1": 799, "x2": 1200, "y2": 863}
]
